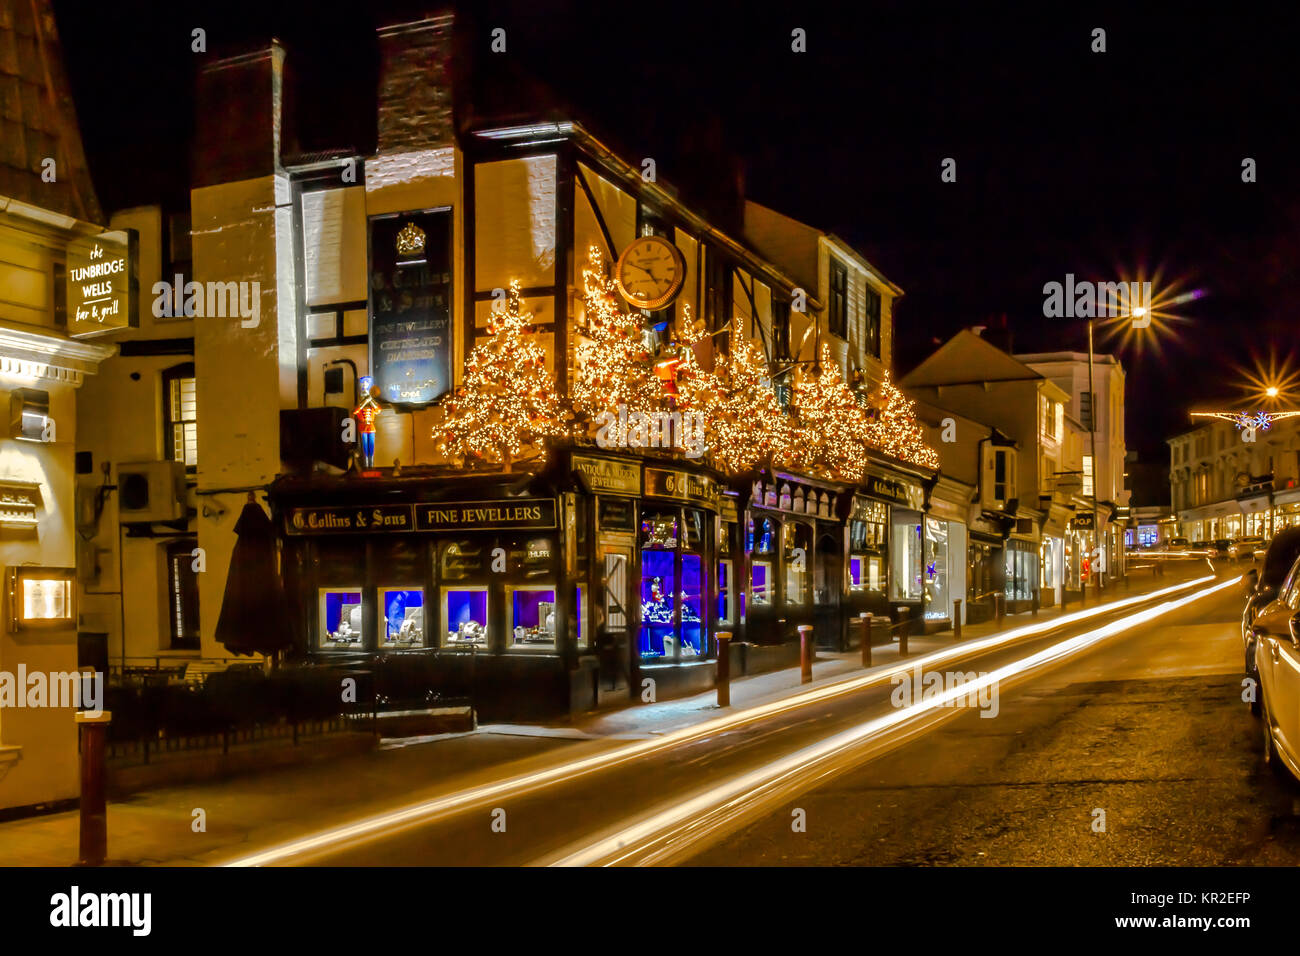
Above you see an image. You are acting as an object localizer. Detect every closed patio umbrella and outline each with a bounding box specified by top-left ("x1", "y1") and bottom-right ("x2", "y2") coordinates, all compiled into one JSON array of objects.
[{"x1": 215, "y1": 500, "x2": 294, "y2": 657}]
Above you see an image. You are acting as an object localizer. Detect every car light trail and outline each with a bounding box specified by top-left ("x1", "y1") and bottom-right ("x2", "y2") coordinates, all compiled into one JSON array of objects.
[
  {"x1": 550, "y1": 575, "x2": 1241, "y2": 867},
  {"x1": 223, "y1": 573, "x2": 1223, "y2": 867}
]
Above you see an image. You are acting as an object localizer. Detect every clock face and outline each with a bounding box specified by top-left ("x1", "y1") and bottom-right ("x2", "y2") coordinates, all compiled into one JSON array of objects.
[{"x1": 614, "y1": 235, "x2": 686, "y2": 310}]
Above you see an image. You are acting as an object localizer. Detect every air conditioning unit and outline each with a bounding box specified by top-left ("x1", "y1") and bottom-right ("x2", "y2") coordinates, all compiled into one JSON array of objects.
[{"x1": 117, "y1": 461, "x2": 187, "y2": 523}]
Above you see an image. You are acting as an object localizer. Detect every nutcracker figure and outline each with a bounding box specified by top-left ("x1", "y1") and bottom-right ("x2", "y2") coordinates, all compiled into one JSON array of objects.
[{"x1": 354, "y1": 375, "x2": 381, "y2": 468}]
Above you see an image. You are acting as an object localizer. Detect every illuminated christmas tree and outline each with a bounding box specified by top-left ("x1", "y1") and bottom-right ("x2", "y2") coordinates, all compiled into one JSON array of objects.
[
  {"x1": 863, "y1": 371, "x2": 940, "y2": 469},
  {"x1": 572, "y1": 248, "x2": 661, "y2": 430},
  {"x1": 786, "y1": 344, "x2": 870, "y2": 481},
  {"x1": 436, "y1": 280, "x2": 569, "y2": 471},
  {"x1": 698, "y1": 337, "x2": 795, "y2": 476}
]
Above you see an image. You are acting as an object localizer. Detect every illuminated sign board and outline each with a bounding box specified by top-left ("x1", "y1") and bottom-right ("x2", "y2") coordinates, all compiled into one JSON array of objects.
[
  {"x1": 67, "y1": 230, "x2": 138, "y2": 337},
  {"x1": 368, "y1": 211, "x2": 453, "y2": 406}
]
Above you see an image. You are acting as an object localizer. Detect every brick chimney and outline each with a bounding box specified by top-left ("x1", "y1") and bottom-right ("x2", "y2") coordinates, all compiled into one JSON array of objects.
[
  {"x1": 192, "y1": 41, "x2": 285, "y2": 189},
  {"x1": 376, "y1": 13, "x2": 456, "y2": 154}
]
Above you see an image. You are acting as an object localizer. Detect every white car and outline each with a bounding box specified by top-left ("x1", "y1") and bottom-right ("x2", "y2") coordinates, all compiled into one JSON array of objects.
[{"x1": 1230, "y1": 537, "x2": 1266, "y2": 560}]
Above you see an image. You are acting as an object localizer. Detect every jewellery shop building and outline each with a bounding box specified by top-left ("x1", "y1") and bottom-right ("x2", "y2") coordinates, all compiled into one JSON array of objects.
[{"x1": 269, "y1": 448, "x2": 930, "y2": 720}]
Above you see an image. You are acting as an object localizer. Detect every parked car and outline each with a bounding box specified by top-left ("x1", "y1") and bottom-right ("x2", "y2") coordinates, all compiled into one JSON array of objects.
[
  {"x1": 1202, "y1": 538, "x2": 1232, "y2": 558},
  {"x1": 1250, "y1": 556, "x2": 1300, "y2": 779},
  {"x1": 1168, "y1": 536, "x2": 1190, "y2": 551},
  {"x1": 1243, "y1": 528, "x2": 1300, "y2": 719},
  {"x1": 1231, "y1": 536, "x2": 1266, "y2": 560}
]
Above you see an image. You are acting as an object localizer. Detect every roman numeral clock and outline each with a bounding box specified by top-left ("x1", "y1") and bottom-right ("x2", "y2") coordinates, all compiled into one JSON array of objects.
[{"x1": 614, "y1": 235, "x2": 687, "y2": 311}]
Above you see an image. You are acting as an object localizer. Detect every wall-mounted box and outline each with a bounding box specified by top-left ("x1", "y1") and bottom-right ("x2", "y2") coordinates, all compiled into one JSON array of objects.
[
  {"x1": 9, "y1": 388, "x2": 51, "y2": 442},
  {"x1": 117, "y1": 460, "x2": 187, "y2": 523},
  {"x1": 7, "y1": 566, "x2": 75, "y2": 632}
]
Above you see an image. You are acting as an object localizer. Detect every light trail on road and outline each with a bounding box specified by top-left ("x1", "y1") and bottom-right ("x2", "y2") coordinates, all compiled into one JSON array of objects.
[
  {"x1": 223, "y1": 573, "x2": 1223, "y2": 867},
  {"x1": 548, "y1": 575, "x2": 1241, "y2": 866}
]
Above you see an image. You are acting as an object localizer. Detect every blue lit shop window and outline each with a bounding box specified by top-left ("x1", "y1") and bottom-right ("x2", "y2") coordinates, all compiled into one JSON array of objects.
[
  {"x1": 444, "y1": 587, "x2": 488, "y2": 646},
  {"x1": 380, "y1": 588, "x2": 424, "y2": 649},
  {"x1": 320, "y1": 589, "x2": 363, "y2": 649},
  {"x1": 681, "y1": 553, "x2": 703, "y2": 657},
  {"x1": 640, "y1": 550, "x2": 676, "y2": 660},
  {"x1": 509, "y1": 586, "x2": 557, "y2": 649}
]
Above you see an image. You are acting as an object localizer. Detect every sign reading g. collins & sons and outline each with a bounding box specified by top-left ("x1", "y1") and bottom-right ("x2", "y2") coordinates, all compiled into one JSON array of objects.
[
  {"x1": 285, "y1": 499, "x2": 557, "y2": 535},
  {"x1": 67, "y1": 230, "x2": 138, "y2": 337}
]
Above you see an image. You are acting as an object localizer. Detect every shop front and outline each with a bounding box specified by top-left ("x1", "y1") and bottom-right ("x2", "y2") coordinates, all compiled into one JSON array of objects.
[
  {"x1": 1004, "y1": 536, "x2": 1039, "y2": 613},
  {"x1": 966, "y1": 531, "x2": 1003, "y2": 624},
  {"x1": 743, "y1": 472, "x2": 847, "y2": 650},
  {"x1": 920, "y1": 480, "x2": 969, "y2": 632}
]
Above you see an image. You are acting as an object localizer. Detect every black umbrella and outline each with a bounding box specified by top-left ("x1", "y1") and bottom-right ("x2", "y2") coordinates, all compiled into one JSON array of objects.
[{"x1": 215, "y1": 501, "x2": 294, "y2": 657}]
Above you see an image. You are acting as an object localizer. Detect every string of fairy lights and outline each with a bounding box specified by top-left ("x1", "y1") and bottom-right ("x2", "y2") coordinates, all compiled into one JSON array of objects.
[{"x1": 436, "y1": 250, "x2": 940, "y2": 477}]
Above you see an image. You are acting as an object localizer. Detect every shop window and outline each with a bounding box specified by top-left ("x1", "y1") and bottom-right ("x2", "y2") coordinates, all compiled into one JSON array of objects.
[
  {"x1": 718, "y1": 559, "x2": 734, "y2": 624},
  {"x1": 641, "y1": 510, "x2": 679, "y2": 549},
  {"x1": 575, "y1": 585, "x2": 589, "y2": 649},
  {"x1": 923, "y1": 518, "x2": 950, "y2": 621},
  {"x1": 379, "y1": 588, "x2": 425, "y2": 650},
  {"x1": 165, "y1": 540, "x2": 200, "y2": 650},
  {"x1": 890, "y1": 516, "x2": 924, "y2": 601},
  {"x1": 444, "y1": 587, "x2": 488, "y2": 646},
  {"x1": 785, "y1": 522, "x2": 811, "y2": 605},
  {"x1": 320, "y1": 589, "x2": 364, "y2": 649},
  {"x1": 640, "y1": 550, "x2": 676, "y2": 659},
  {"x1": 684, "y1": 509, "x2": 704, "y2": 550},
  {"x1": 751, "y1": 560, "x2": 772, "y2": 606},
  {"x1": 850, "y1": 555, "x2": 863, "y2": 590},
  {"x1": 508, "y1": 586, "x2": 557, "y2": 650},
  {"x1": 163, "y1": 363, "x2": 198, "y2": 472},
  {"x1": 681, "y1": 554, "x2": 704, "y2": 657},
  {"x1": 440, "y1": 539, "x2": 484, "y2": 580}
]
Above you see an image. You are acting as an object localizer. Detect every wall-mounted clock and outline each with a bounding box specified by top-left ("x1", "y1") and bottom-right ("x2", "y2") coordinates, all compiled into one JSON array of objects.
[{"x1": 614, "y1": 234, "x2": 686, "y2": 311}]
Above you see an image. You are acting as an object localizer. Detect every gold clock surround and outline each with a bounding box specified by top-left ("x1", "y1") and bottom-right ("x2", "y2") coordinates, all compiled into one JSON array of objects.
[{"x1": 614, "y1": 235, "x2": 686, "y2": 311}]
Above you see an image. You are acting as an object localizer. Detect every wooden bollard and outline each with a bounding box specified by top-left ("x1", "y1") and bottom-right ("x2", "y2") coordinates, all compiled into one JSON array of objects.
[
  {"x1": 798, "y1": 625, "x2": 814, "y2": 683},
  {"x1": 897, "y1": 608, "x2": 909, "y2": 657},
  {"x1": 76, "y1": 710, "x2": 112, "y2": 866},
  {"x1": 995, "y1": 593, "x2": 1005, "y2": 628},
  {"x1": 953, "y1": 599, "x2": 962, "y2": 641},
  {"x1": 860, "y1": 612, "x2": 871, "y2": 667},
  {"x1": 716, "y1": 631, "x2": 732, "y2": 707}
]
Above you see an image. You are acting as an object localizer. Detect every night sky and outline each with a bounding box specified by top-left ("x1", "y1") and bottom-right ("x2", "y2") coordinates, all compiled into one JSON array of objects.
[{"x1": 53, "y1": 1, "x2": 1300, "y2": 460}]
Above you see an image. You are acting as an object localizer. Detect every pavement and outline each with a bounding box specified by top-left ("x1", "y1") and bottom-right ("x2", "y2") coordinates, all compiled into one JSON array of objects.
[{"x1": 0, "y1": 565, "x2": 1222, "y2": 866}]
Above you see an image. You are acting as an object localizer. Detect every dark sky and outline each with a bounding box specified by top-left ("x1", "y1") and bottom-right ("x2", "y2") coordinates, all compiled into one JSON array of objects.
[{"x1": 54, "y1": 1, "x2": 1300, "y2": 459}]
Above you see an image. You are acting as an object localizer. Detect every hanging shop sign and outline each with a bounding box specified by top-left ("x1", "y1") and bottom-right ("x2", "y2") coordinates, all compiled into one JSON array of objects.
[
  {"x1": 645, "y1": 467, "x2": 719, "y2": 507},
  {"x1": 1071, "y1": 511, "x2": 1096, "y2": 531},
  {"x1": 861, "y1": 472, "x2": 923, "y2": 509},
  {"x1": 67, "y1": 230, "x2": 138, "y2": 337},
  {"x1": 368, "y1": 211, "x2": 453, "y2": 406},
  {"x1": 415, "y1": 498, "x2": 557, "y2": 532},
  {"x1": 573, "y1": 454, "x2": 641, "y2": 496}
]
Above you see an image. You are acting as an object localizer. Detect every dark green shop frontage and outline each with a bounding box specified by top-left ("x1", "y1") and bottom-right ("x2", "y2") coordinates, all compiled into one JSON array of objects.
[{"x1": 268, "y1": 449, "x2": 931, "y2": 721}]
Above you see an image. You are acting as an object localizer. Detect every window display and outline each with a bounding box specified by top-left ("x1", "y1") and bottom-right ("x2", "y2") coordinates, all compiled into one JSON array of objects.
[
  {"x1": 784, "y1": 522, "x2": 811, "y2": 605},
  {"x1": 924, "y1": 517, "x2": 950, "y2": 621},
  {"x1": 509, "y1": 586, "x2": 557, "y2": 649},
  {"x1": 751, "y1": 560, "x2": 772, "y2": 606},
  {"x1": 718, "y1": 559, "x2": 734, "y2": 624},
  {"x1": 575, "y1": 585, "x2": 589, "y2": 649},
  {"x1": 444, "y1": 587, "x2": 488, "y2": 646},
  {"x1": 640, "y1": 549, "x2": 676, "y2": 659},
  {"x1": 641, "y1": 511, "x2": 678, "y2": 549},
  {"x1": 1004, "y1": 540, "x2": 1038, "y2": 602},
  {"x1": 379, "y1": 587, "x2": 425, "y2": 649},
  {"x1": 890, "y1": 515, "x2": 924, "y2": 601},
  {"x1": 681, "y1": 554, "x2": 703, "y2": 656},
  {"x1": 320, "y1": 589, "x2": 364, "y2": 649}
]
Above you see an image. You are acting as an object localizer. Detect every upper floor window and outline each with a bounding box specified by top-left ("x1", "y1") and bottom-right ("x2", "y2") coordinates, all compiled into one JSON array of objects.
[
  {"x1": 981, "y1": 444, "x2": 1017, "y2": 508},
  {"x1": 773, "y1": 298, "x2": 792, "y2": 361},
  {"x1": 862, "y1": 284, "x2": 881, "y2": 359},
  {"x1": 163, "y1": 362, "x2": 198, "y2": 472},
  {"x1": 703, "y1": 246, "x2": 731, "y2": 351},
  {"x1": 829, "y1": 260, "x2": 848, "y2": 339},
  {"x1": 166, "y1": 539, "x2": 201, "y2": 650}
]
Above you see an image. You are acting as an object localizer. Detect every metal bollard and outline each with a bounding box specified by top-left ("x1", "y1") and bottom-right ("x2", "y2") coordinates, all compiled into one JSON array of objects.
[
  {"x1": 76, "y1": 709, "x2": 112, "y2": 866},
  {"x1": 798, "y1": 625, "x2": 814, "y2": 683},
  {"x1": 897, "y1": 608, "x2": 910, "y2": 657},
  {"x1": 860, "y1": 612, "x2": 872, "y2": 667},
  {"x1": 953, "y1": 599, "x2": 962, "y2": 641},
  {"x1": 716, "y1": 631, "x2": 732, "y2": 707}
]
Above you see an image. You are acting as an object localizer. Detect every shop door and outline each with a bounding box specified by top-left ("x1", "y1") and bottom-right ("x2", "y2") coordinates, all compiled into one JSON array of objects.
[
  {"x1": 598, "y1": 548, "x2": 632, "y2": 692},
  {"x1": 814, "y1": 531, "x2": 843, "y2": 649}
]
